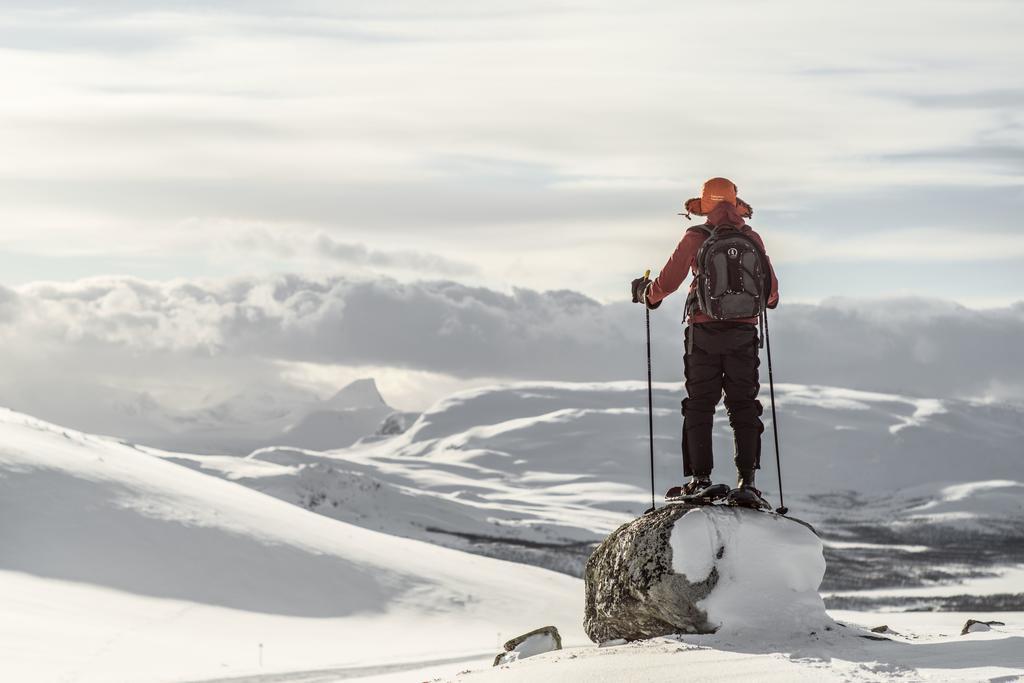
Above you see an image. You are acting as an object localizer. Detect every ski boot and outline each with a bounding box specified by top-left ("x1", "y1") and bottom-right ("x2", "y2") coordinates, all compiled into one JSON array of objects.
[
  {"x1": 666, "y1": 476, "x2": 729, "y2": 505},
  {"x1": 726, "y1": 470, "x2": 772, "y2": 511},
  {"x1": 665, "y1": 475, "x2": 709, "y2": 500}
]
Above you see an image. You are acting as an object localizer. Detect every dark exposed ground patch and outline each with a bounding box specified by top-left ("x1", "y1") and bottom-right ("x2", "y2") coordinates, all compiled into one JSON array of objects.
[
  {"x1": 826, "y1": 593, "x2": 1024, "y2": 612},
  {"x1": 811, "y1": 492, "x2": 1024, "y2": 611}
]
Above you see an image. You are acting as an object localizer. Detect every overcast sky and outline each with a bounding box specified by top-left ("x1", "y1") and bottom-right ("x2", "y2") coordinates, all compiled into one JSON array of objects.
[{"x1": 0, "y1": 1, "x2": 1022, "y2": 420}]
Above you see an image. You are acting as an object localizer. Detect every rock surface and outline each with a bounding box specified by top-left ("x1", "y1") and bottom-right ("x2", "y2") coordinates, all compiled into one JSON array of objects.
[
  {"x1": 584, "y1": 504, "x2": 717, "y2": 642},
  {"x1": 584, "y1": 503, "x2": 825, "y2": 642}
]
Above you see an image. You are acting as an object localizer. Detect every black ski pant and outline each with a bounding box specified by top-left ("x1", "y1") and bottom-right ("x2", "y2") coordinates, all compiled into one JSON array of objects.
[{"x1": 681, "y1": 322, "x2": 764, "y2": 479}]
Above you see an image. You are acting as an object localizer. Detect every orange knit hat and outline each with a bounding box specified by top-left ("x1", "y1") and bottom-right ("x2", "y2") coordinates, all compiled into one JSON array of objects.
[{"x1": 682, "y1": 177, "x2": 752, "y2": 218}]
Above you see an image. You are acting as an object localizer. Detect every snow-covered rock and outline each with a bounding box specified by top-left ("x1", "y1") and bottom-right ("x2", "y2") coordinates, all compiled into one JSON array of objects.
[
  {"x1": 493, "y1": 626, "x2": 562, "y2": 665},
  {"x1": 585, "y1": 504, "x2": 828, "y2": 642},
  {"x1": 961, "y1": 618, "x2": 1005, "y2": 635},
  {"x1": 370, "y1": 410, "x2": 421, "y2": 439},
  {"x1": 871, "y1": 624, "x2": 902, "y2": 636}
]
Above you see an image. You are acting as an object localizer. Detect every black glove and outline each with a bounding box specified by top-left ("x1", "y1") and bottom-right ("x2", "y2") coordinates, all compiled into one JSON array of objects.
[
  {"x1": 631, "y1": 277, "x2": 651, "y2": 304},
  {"x1": 631, "y1": 277, "x2": 662, "y2": 310}
]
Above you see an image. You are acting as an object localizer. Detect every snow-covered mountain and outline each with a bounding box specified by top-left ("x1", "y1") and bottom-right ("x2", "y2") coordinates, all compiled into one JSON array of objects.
[
  {"x1": 0, "y1": 406, "x2": 581, "y2": 682},
  {"x1": 152, "y1": 381, "x2": 1024, "y2": 609},
  {"x1": 114, "y1": 377, "x2": 406, "y2": 454},
  {"x1": 267, "y1": 378, "x2": 396, "y2": 451}
]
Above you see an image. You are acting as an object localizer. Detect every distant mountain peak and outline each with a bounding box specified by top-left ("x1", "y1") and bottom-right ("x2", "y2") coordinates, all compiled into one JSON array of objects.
[{"x1": 324, "y1": 378, "x2": 389, "y2": 411}]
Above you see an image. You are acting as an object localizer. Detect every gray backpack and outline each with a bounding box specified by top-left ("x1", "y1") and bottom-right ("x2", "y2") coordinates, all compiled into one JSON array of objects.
[{"x1": 686, "y1": 224, "x2": 770, "y2": 340}]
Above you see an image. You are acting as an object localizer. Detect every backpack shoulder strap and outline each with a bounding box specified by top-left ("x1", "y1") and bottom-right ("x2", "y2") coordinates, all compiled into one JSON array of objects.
[
  {"x1": 687, "y1": 224, "x2": 714, "y2": 237},
  {"x1": 735, "y1": 226, "x2": 767, "y2": 255}
]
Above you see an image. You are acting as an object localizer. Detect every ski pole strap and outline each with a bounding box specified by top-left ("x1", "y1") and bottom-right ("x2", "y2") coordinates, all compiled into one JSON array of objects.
[{"x1": 684, "y1": 290, "x2": 699, "y2": 357}]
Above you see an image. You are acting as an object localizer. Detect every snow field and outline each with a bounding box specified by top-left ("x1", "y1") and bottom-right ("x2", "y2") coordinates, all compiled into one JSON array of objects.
[
  {"x1": 145, "y1": 380, "x2": 1024, "y2": 611},
  {"x1": 3, "y1": 376, "x2": 1023, "y2": 682},
  {"x1": 0, "y1": 408, "x2": 586, "y2": 682}
]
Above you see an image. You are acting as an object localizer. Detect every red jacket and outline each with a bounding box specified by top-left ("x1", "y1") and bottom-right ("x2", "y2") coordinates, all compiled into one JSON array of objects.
[{"x1": 647, "y1": 203, "x2": 779, "y2": 324}]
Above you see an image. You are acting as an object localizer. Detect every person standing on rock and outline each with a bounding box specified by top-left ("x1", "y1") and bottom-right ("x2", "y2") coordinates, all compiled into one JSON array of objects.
[{"x1": 630, "y1": 177, "x2": 779, "y2": 509}]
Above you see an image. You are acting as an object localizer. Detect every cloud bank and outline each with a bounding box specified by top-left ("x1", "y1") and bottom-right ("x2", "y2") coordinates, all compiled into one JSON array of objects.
[{"x1": 2, "y1": 274, "x2": 1022, "y2": 442}]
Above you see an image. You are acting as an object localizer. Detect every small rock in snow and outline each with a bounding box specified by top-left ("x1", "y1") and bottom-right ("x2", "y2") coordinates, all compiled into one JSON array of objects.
[
  {"x1": 492, "y1": 625, "x2": 561, "y2": 666},
  {"x1": 961, "y1": 619, "x2": 1005, "y2": 635}
]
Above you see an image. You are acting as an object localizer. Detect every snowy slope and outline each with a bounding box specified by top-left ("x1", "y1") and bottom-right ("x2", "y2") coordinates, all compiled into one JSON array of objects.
[
  {"x1": 2, "y1": 401, "x2": 1021, "y2": 683},
  {"x1": 151, "y1": 380, "x2": 1024, "y2": 603},
  {"x1": 0, "y1": 407, "x2": 584, "y2": 683}
]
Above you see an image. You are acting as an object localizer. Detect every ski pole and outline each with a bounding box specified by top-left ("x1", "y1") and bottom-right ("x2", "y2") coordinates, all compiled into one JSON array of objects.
[
  {"x1": 762, "y1": 307, "x2": 788, "y2": 515},
  {"x1": 642, "y1": 269, "x2": 656, "y2": 514}
]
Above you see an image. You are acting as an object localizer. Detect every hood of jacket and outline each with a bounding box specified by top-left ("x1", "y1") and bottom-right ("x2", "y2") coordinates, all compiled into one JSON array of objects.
[{"x1": 705, "y1": 201, "x2": 749, "y2": 228}]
